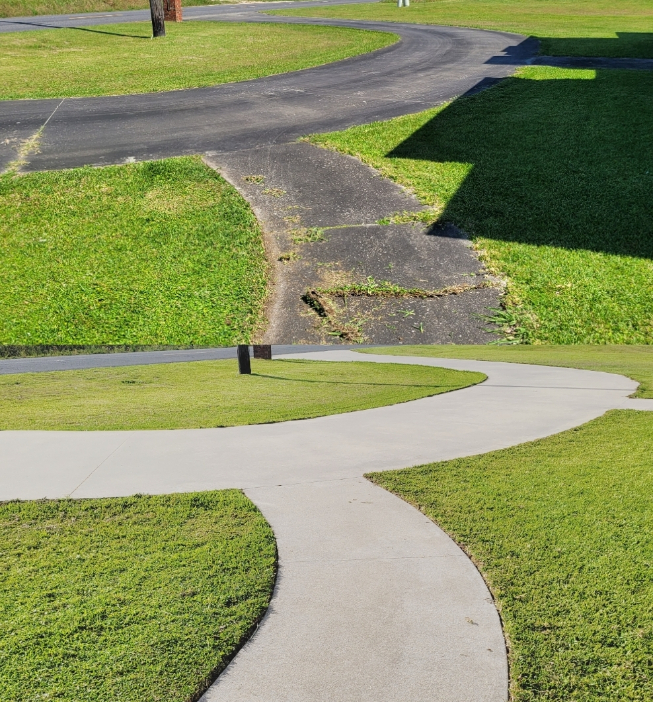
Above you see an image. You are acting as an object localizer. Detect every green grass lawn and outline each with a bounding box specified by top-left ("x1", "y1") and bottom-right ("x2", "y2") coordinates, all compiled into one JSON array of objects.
[
  {"x1": 310, "y1": 66, "x2": 653, "y2": 345},
  {"x1": 276, "y1": 0, "x2": 653, "y2": 59},
  {"x1": 0, "y1": 490, "x2": 276, "y2": 702},
  {"x1": 360, "y1": 344, "x2": 653, "y2": 398},
  {"x1": 1, "y1": 0, "x2": 285, "y2": 18},
  {"x1": 1, "y1": 21, "x2": 396, "y2": 100},
  {"x1": 0, "y1": 358, "x2": 484, "y2": 429},
  {"x1": 0, "y1": 157, "x2": 268, "y2": 346},
  {"x1": 369, "y1": 409, "x2": 653, "y2": 700}
]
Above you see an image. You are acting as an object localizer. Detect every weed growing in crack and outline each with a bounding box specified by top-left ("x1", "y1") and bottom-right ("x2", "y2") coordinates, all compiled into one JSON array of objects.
[
  {"x1": 315, "y1": 276, "x2": 494, "y2": 298},
  {"x1": 262, "y1": 187, "x2": 286, "y2": 197},
  {"x1": 301, "y1": 289, "x2": 367, "y2": 342},
  {"x1": 291, "y1": 227, "x2": 326, "y2": 244},
  {"x1": 243, "y1": 175, "x2": 265, "y2": 184},
  {"x1": 302, "y1": 276, "x2": 497, "y2": 342},
  {"x1": 278, "y1": 251, "x2": 301, "y2": 263},
  {"x1": 483, "y1": 306, "x2": 537, "y2": 345},
  {"x1": 377, "y1": 208, "x2": 440, "y2": 226}
]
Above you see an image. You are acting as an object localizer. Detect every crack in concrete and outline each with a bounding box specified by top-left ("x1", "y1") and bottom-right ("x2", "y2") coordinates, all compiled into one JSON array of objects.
[
  {"x1": 208, "y1": 142, "x2": 501, "y2": 345},
  {"x1": 68, "y1": 438, "x2": 127, "y2": 497}
]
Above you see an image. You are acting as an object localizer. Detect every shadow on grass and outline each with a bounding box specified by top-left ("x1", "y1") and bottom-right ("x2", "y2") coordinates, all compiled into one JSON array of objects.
[
  {"x1": 540, "y1": 32, "x2": 653, "y2": 59},
  {"x1": 391, "y1": 68, "x2": 653, "y2": 259},
  {"x1": 251, "y1": 373, "x2": 462, "y2": 389},
  {"x1": 0, "y1": 19, "x2": 151, "y2": 38}
]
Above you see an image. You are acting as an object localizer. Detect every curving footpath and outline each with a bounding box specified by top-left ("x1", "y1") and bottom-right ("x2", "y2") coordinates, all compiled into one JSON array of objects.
[
  {"x1": 3, "y1": 6, "x2": 652, "y2": 698},
  {"x1": 1, "y1": 350, "x2": 652, "y2": 701},
  {"x1": 0, "y1": 3, "x2": 536, "y2": 172}
]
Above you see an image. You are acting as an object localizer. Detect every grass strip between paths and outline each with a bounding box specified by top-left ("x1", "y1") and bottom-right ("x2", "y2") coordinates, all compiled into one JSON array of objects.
[
  {"x1": 358, "y1": 344, "x2": 653, "y2": 399},
  {"x1": 0, "y1": 490, "x2": 276, "y2": 702},
  {"x1": 310, "y1": 66, "x2": 653, "y2": 345},
  {"x1": 274, "y1": 0, "x2": 653, "y2": 59},
  {"x1": 0, "y1": 358, "x2": 484, "y2": 430},
  {"x1": 368, "y1": 409, "x2": 653, "y2": 700},
  {"x1": 1, "y1": 0, "x2": 284, "y2": 18},
  {"x1": 0, "y1": 21, "x2": 396, "y2": 100},
  {"x1": 0, "y1": 157, "x2": 267, "y2": 346}
]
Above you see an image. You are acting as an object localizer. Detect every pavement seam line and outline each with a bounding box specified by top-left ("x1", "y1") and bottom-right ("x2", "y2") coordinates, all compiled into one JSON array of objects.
[{"x1": 67, "y1": 438, "x2": 127, "y2": 497}]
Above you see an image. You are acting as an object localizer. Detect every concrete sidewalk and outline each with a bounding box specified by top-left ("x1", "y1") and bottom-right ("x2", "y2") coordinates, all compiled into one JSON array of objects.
[{"x1": 1, "y1": 350, "x2": 649, "y2": 701}]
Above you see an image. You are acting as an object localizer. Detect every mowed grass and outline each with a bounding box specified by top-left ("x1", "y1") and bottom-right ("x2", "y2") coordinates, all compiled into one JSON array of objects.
[
  {"x1": 1, "y1": 0, "x2": 282, "y2": 18},
  {"x1": 360, "y1": 344, "x2": 653, "y2": 398},
  {"x1": 0, "y1": 491, "x2": 276, "y2": 702},
  {"x1": 310, "y1": 66, "x2": 653, "y2": 345},
  {"x1": 369, "y1": 410, "x2": 653, "y2": 700},
  {"x1": 0, "y1": 21, "x2": 396, "y2": 100},
  {"x1": 276, "y1": 0, "x2": 653, "y2": 58},
  {"x1": 0, "y1": 359, "x2": 484, "y2": 430},
  {"x1": 0, "y1": 157, "x2": 268, "y2": 346}
]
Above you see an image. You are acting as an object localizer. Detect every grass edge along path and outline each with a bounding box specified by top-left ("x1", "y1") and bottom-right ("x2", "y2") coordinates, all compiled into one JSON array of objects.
[
  {"x1": 272, "y1": 0, "x2": 653, "y2": 59},
  {"x1": 0, "y1": 358, "x2": 485, "y2": 430},
  {"x1": 358, "y1": 345, "x2": 653, "y2": 399},
  {"x1": 1, "y1": 0, "x2": 288, "y2": 18},
  {"x1": 0, "y1": 490, "x2": 276, "y2": 702},
  {"x1": 368, "y1": 409, "x2": 653, "y2": 700},
  {"x1": 1, "y1": 22, "x2": 397, "y2": 101}
]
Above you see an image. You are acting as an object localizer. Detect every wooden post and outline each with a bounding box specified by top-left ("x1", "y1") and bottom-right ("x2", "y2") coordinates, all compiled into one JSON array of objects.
[
  {"x1": 253, "y1": 345, "x2": 272, "y2": 360},
  {"x1": 237, "y1": 345, "x2": 251, "y2": 374},
  {"x1": 149, "y1": 0, "x2": 166, "y2": 37},
  {"x1": 164, "y1": 0, "x2": 182, "y2": 22}
]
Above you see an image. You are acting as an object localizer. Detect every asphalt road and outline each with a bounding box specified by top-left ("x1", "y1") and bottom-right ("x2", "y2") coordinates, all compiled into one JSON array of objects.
[
  {"x1": 1, "y1": 4, "x2": 536, "y2": 171},
  {"x1": 0, "y1": 0, "x2": 381, "y2": 32}
]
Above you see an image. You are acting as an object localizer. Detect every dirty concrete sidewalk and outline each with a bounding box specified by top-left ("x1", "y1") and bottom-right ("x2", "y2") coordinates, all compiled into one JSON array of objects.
[{"x1": 206, "y1": 142, "x2": 500, "y2": 345}]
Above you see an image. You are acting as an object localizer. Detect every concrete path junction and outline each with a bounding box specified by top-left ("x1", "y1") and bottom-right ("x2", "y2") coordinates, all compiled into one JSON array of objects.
[
  {"x1": 3, "y1": 5, "x2": 652, "y2": 699},
  {"x1": 1, "y1": 349, "x2": 651, "y2": 701}
]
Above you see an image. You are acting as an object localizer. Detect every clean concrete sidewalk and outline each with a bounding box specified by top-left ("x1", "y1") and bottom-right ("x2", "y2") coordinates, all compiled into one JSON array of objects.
[{"x1": 1, "y1": 351, "x2": 649, "y2": 701}]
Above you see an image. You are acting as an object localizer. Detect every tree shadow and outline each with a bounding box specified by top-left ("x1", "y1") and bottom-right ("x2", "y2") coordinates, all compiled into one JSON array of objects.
[
  {"x1": 390, "y1": 68, "x2": 653, "y2": 259},
  {"x1": 0, "y1": 19, "x2": 151, "y2": 39},
  {"x1": 252, "y1": 373, "x2": 452, "y2": 389}
]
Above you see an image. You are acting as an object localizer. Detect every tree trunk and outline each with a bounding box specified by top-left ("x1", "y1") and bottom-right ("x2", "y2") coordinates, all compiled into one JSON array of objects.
[{"x1": 149, "y1": 0, "x2": 166, "y2": 38}]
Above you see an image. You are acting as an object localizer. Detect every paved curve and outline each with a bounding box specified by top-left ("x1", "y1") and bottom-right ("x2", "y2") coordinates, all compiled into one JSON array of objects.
[
  {"x1": 3, "y1": 8, "x2": 649, "y2": 699},
  {"x1": 0, "y1": 344, "x2": 366, "y2": 375},
  {"x1": 2, "y1": 350, "x2": 651, "y2": 701},
  {"x1": 0, "y1": 0, "x2": 380, "y2": 32},
  {"x1": 0, "y1": 5, "x2": 536, "y2": 171}
]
